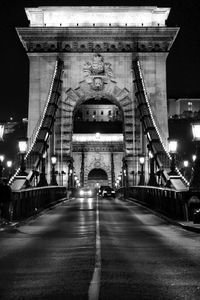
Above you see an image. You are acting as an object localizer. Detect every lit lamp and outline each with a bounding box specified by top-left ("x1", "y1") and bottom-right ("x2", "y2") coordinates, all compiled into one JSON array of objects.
[
  {"x1": 0, "y1": 155, "x2": 5, "y2": 179},
  {"x1": 18, "y1": 138, "x2": 28, "y2": 176},
  {"x1": 38, "y1": 152, "x2": 48, "y2": 186},
  {"x1": 138, "y1": 155, "x2": 145, "y2": 185},
  {"x1": 51, "y1": 155, "x2": 58, "y2": 186},
  {"x1": 168, "y1": 139, "x2": 178, "y2": 176},
  {"x1": 190, "y1": 122, "x2": 200, "y2": 190},
  {"x1": 192, "y1": 154, "x2": 197, "y2": 162},
  {"x1": 148, "y1": 151, "x2": 157, "y2": 186},
  {"x1": 6, "y1": 160, "x2": 12, "y2": 179},
  {"x1": 183, "y1": 160, "x2": 188, "y2": 176}
]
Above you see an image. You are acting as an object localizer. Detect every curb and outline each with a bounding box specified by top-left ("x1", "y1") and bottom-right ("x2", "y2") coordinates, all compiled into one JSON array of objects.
[{"x1": 126, "y1": 197, "x2": 200, "y2": 234}]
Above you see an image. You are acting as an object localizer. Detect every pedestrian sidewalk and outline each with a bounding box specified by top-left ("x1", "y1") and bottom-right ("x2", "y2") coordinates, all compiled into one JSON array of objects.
[{"x1": 127, "y1": 197, "x2": 200, "y2": 234}]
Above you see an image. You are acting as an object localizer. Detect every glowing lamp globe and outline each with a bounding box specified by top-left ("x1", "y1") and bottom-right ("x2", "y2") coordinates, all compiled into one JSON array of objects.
[
  {"x1": 7, "y1": 160, "x2": 12, "y2": 168},
  {"x1": 149, "y1": 151, "x2": 153, "y2": 159},
  {"x1": 192, "y1": 154, "x2": 197, "y2": 162},
  {"x1": 139, "y1": 156, "x2": 145, "y2": 165},
  {"x1": 191, "y1": 123, "x2": 200, "y2": 141},
  {"x1": 169, "y1": 140, "x2": 178, "y2": 154},
  {"x1": 18, "y1": 139, "x2": 27, "y2": 153},
  {"x1": 0, "y1": 155, "x2": 5, "y2": 162},
  {"x1": 51, "y1": 155, "x2": 57, "y2": 165}
]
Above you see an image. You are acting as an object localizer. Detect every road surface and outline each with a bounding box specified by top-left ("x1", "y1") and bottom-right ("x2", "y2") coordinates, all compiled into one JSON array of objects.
[{"x1": 0, "y1": 196, "x2": 200, "y2": 299}]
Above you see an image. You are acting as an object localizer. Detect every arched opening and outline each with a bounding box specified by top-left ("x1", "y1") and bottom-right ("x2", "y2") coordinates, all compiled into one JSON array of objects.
[
  {"x1": 88, "y1": 168, "x2": 108, "y2": 188},
  {"x1": 67, "y1": 88, "x2": 133, "y2": 188},
  {"x1": 73, "y1": 97, "x2": 123, "y2": 134},
  {"x1": 88, "y1": 168, "x2": 108, "y2": 180}
]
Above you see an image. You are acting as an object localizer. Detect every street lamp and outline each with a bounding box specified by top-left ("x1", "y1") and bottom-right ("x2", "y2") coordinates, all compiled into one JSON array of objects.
[
  {"x1": 38, "y1": 152, "x2": 48, "y2": 186},
  {"x1": 138, "y1": 155, "x2": 145, "y2": 185},
  {"x1": 182, "y1": 160, "x2": 189, "y2": 180},
  {"x1": 168, "y1": 139, "x2": 178, "y2": 176},
  {"x1": 18, "y1": 138, "x2": 28, "y2": 176},
  {"x1": 192, "y1": 154, "x2": 197, "y2": 162},
  {"x1": 190, "y1": 122, "x2": 200, "y2": 190},
  {"x1": 0, "y1": 155, "x2": 5, "y2": 179},
  {"x1": 51, "y1": 155, "x2": 58, "y2": 186},
  {"x1": 148, "y1": 151, "x2": 157, "y2": 186},
  {"x1": 6, "y1": 160, "x2": 12, "y2": 179}
]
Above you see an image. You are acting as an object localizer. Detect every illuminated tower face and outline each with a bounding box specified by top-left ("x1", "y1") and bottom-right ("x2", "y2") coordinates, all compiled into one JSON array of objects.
[{"x1": 16, "y1": 6, "x2": 178, "y2": 186}]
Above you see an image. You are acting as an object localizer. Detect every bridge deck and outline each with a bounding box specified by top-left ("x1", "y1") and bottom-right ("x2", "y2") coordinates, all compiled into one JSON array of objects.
[{"x1": 0, "y1": 196, "x2": 200, "y2": 299}]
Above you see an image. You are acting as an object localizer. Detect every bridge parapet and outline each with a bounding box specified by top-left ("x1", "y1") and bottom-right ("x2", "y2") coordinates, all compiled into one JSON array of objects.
[
  {"x1": 116, "y1": 187, "x2": 200, "y2": 222},
  {"x1": 11, "y1": 186, "x2": 66, "y2": 221}
]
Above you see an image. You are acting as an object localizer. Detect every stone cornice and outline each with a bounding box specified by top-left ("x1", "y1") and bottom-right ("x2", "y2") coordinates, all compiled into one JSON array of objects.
[
  {"x1": 16, "y1": 26, "x2": 179, "y2": 53},
  {"x1": 72, "y1": 141, "x2": 124, "y2": 152}
]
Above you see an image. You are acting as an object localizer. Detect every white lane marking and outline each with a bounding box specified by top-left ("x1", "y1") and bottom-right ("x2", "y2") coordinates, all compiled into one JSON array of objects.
[{"x1": 88, "y1": 195, "x2": 101, "y2": 300}]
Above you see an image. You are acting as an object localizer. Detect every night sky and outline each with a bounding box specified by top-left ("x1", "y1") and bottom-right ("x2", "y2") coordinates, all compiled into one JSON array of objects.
[{"x1": 0, "y1": 0, "x2": 200, "y2": 121}]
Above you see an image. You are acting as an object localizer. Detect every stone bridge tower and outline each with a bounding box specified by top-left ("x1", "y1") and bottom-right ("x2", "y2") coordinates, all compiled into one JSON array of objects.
[{"x1": 16, "y1": 6, "x2": 178, "y2": 187}]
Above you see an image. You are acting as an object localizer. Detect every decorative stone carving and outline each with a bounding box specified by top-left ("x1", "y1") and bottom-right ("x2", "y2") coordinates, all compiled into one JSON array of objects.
[
  {"x1": 83, "y1": 53, "x2": 112, "y2": 77},
  {"x1": 83, "y1": 53, "x2": 113, "y2": 91}
]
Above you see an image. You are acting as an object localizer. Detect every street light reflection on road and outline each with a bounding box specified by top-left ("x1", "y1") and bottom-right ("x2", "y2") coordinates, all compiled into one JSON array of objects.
[{"x1": 79, "y1": 197, "x2": 94, "y2": 210}]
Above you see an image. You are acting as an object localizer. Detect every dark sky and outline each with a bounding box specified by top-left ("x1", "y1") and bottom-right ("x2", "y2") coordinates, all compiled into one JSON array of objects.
[{"x1": 0, "y1": 0, "x2": 200, "y2": 121}]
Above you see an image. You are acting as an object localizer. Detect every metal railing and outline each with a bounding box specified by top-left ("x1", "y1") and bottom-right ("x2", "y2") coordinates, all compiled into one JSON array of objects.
[
  {"x1": 116, "y1": 186, "x2": 191, "y2": 221},
  {"x1": 11, "y1": 186, "x2": 66, "y2": 220}
]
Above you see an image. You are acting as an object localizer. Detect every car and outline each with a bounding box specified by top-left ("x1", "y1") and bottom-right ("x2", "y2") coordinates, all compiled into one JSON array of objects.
[
  {"x1": 78, "y1": 187, "x2": 96, "y2": 198},
  {"x1": 99, "y1": 186, "x2": 115, "y2": 198}
]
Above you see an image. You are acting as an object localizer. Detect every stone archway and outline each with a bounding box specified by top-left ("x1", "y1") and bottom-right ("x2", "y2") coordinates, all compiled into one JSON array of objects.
[
  {"x1": 88, "y1": 168, "x2": 108, "y2": 188},
  {"x1": 55, "y1": 53, "x2": 136, "y2": 187},
  {"x1": 84, "y1": 157, "x2": 111, "y2": 187},
  {"x1": 61, "y1": 81, "x2": 134, "y2": 157}
]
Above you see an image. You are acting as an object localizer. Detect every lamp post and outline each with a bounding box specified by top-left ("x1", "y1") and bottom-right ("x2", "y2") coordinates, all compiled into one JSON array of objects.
[
  {"x1": 38, "y1": 152, "x2": 48, "y2": 186},
  {"x1": 18, "y1": 138, "x2": 28, "y2": 176},
  {"x1": 148, "y1": 151, "x2": 157, "y2": 186},
  {"x1": 51, "y1": 155, "x2": 58, "y2": 186},
  {"x1": 61, "y1": 170, "x2": 66, "y2": 186},
  {"x1": 192, "y1": 154, "x2": 197, "y2": 163},
  {"x1": 189, "y1": 122, "x2": 200, "y2": 190},
  {"x1": 183, "y1": 160, "x2": 189, "y2": 178},
  {"x1": 0, "y1": 155, "x2": 5, "y2": 179},
  {"x1": 168, "y1": 139, "x2": 178, "y2": 176},
  {"x1": 6, "y1": 160, "x2": 12, "y2": 180},
  {"x1": 138, "y1": 155, "x2": 145, "y2": 185}
]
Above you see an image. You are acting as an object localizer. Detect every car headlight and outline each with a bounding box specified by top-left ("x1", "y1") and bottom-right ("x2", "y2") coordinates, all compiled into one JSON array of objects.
[
  {"x1": 80, "y1": 190, "x2": 84, "y2": 196},
  {"x1": 111, "y1": 191, "x2": 115, "y2": 193}
]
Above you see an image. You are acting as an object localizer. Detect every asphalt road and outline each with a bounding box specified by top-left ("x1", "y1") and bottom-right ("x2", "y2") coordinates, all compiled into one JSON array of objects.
[{"x1": 0, "y1": 196, "x2": 200, "y2": 299}]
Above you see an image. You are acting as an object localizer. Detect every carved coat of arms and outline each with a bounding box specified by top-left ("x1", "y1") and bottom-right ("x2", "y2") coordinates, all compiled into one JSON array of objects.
[{"x1": 83, "y1": 54, "x2": 113, "y2": 91}]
